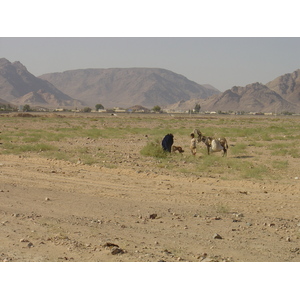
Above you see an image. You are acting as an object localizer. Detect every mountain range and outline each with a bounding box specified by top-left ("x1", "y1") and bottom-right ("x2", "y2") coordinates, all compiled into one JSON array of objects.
[
  {"x1": 0, "y1": 58, "x2": 84, "y2": 108},
  {"x1": 0, "y1": 57, "x2": 300, "y2": 113},
  {"x1": 39, "y1": 68, "x2": 218, "y2": 108},
  {"x1": 164, "y1": 70, "x2": 300, "y2": 113}
]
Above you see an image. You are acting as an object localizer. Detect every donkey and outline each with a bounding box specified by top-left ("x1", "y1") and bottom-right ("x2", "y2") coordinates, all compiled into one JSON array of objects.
[{"x1": 194, "y1": 129, "x2": 228, "y2": 157}]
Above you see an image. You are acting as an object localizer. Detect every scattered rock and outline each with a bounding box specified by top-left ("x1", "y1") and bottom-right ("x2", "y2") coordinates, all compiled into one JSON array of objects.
[
  {"x1": 213, "y1": 233, "x2": 223, "y2": 239},
  {"x1": 20, "y1": 238, "x2": 29, "y2": 243},
  {"x1": 111, "y1": 247, "x2": 125, "y2": 255},
  {"x1": 239, "y1": 191, "x2": 249, "y2": 195},
  {"x1": 198, "y1": 253, "x2": 208, "y2": 261},
  {"x1": 235, "y1": 213, "x2": 244, "y2": 218},
  {"x1": 286, "y1": 237, "x2": 291, "y2": 242},
  {"x1": 27, "y1": 242, "x2": 34, "y2": 248},
  {"x1": 149, "y1": 213, "x2": 157, "y2": 219},
  {"x1": 103, "y1": 242, "x2": 125, "y2": 255},
  {"x1": 103, "y1": 242, "x2": 119, "y2": 248}
]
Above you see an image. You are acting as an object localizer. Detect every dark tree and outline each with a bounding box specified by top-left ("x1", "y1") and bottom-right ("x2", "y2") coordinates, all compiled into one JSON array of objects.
[
  {"x1": 194, "y1": 104, "x2": 201, "y2": 113},
  {"x1": 95, "y1": 104, "x2": 104, "y2": 110},
  {"x1": 153, "y1": 105, "x2": 161, "y2": 113}
]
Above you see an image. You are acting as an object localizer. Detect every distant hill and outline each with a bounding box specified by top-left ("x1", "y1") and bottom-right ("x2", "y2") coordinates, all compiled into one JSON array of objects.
[
  {"x1": 0, "y1": 97, "x2": 11, "y2": 106},
  {"x1": 39, "y1": 68, "x2": 220, "y2": 109},
  {"x1": 127, "y1": 105, "x2": 151, "y2": 112},
  {"x1": 266, "y1": 69, "x2": 300, "y2": 105},
  {"x1": 166, "y1": 76, "x2": 300, "y2": 113},
  {"x1": 199, "y1": 82, "x2": 298, "y2": 113},
  {"x1": 11, "y1": 90, "x2": 85, "y2": 109},
  {"x1": 2, "y1": 57, "x2": 300, "y2": 113},
  {"x1": 0, "y1": 58, "x2": 82, "y2": 108}
]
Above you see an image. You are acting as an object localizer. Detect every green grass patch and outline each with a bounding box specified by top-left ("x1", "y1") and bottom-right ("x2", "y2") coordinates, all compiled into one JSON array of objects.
[
  {"x1": 140, "y1": 139, "x2": 169, "y2": 158},
  {"x1": 230, "y1": 143, "x2": 248, "y2": 155},
  {"x1": 215, "y1": 202, "x2": 231, "y2": 214},
  {"x1": 2, "y1": 142, "x2": 58, "y2": 155},
  {"x1": 272, "y1": 160, "x2": 289, "y2": 170}
]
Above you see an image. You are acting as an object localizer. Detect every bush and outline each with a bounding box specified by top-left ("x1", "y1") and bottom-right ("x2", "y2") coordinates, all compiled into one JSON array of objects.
[{"x1": 140, "y1": 139, "x2": 168, "y2": 158}]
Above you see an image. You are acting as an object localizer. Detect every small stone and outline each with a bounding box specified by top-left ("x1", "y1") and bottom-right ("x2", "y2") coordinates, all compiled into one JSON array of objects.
[
  {"x1": 45, "y1": 197, "x2": 50, "y2": 201},
  {"x1": 20, "y1": 238, "x2": 29, "y2": 242},
  {"x1": 103, "y1": 242, "x2": 119, "y2": 248},
  {"x1": 286, "y1": 237, "x2": 291, "y2": 242},
  {"x1": 111, "y1": 247, "x2": 124, "y2": 255},
  {"x1": 236, "y1": 213, "x2": 244, "y2": 218},
  {"x1": 27, "y1": 242, "x2": 34, "y2": 248},
  {"x1": 213, "y1": 233, "x2": 222, "y2": 239},
  {"x1": 149, "y1": 213, "x2": 157, "y2": 219}
]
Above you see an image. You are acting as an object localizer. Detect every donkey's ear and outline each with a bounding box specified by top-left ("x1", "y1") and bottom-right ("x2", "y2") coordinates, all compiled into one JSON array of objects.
[{"x1": 194, "y1": 129, "x2": 201, "y2": 135}]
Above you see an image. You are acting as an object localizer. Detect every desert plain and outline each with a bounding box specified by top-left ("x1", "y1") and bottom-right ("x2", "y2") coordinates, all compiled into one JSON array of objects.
[{"x1": 0, "y1": 112, "x2": 300, "y2": 262}]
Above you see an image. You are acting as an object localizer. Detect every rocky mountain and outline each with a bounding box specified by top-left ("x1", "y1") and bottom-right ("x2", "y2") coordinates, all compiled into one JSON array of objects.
[
  {"x1": 199, "y1": 82, "x2": 297, "y2": 113},
  {"x1": 2, "y1": 57, "x2": 300, "y2": 113},
  {"x1": 166, "y1": 77, "x2": 300, "y2": 113},
  {"x1": 0, "y1": 97, "x2": 11, "y2": 106},
  {"x1": 0, "y1": 58, "x2": 81, "y2": 108},
  {"x1": 266, "y1": 69, "x2": 300, "y2": 105},
  {"x1": 10, "y1": 90, "x2": 84, "y2": 109},
  {"x1": 39, "y1": 68, "x2": 220, "y2": 109}
]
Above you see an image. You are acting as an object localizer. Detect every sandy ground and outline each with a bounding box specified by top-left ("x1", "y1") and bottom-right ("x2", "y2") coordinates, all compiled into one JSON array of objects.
[{"x1": 1, "y1": 114, "x2": 300, "y2": 262}]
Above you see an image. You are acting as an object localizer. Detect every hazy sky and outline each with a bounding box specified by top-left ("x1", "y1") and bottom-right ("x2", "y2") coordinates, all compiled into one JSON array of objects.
[
  {"x1": 1, "y1": 37, "x2": 300, "y2": 92},
  {"x1": 1, "y1": 1, "x2": 300, "y2": 92}
]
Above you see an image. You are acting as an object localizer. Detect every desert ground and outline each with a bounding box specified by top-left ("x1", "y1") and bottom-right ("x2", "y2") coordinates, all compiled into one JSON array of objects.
[{"x1": 0, "y1": 112, "x2": 300, "y2": 262}]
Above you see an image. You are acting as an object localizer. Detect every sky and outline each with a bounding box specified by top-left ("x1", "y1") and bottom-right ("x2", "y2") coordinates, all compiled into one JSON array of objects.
[
  {"x1": 1, "y1": 37, "x2": 300, "y2": 92},
  {"x1": 1, "y1": 1, "x2": 300, "y2": 93}
]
